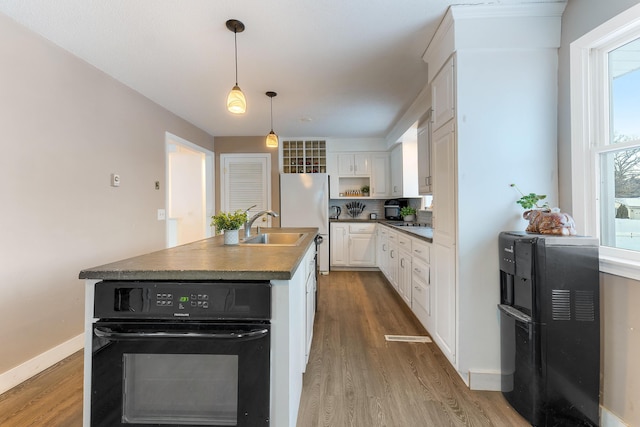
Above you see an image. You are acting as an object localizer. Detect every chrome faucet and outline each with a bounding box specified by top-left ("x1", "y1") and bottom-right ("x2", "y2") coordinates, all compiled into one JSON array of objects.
[{"x1": 244, "y1": 209, "x2": 279, "y2": 238}]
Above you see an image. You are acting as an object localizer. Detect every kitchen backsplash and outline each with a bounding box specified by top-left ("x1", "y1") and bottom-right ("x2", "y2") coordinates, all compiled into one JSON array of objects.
[
  {"x1": 328, "y1": 198, "x2": 432, "y2": 227},
  {"x1": 329, "y1": 199, "x2": 385, "y2": 219}
]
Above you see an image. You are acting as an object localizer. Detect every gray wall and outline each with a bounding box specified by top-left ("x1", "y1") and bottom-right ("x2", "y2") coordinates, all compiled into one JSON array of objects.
[
  {"x1": 559, "y1": 1, "x2": 640, "y2": 424},
  {"x1": 0, "y1": 13, "x2": 213, "y2": 381}
]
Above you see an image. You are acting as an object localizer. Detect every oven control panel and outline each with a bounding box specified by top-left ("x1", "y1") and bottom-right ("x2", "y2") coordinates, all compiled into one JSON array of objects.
[
  {"x1": 156, "y1": 292, "x2": 210, "y2": 309},
  {"x1": 94, "y1": 281, "x2": 271, "y2": 320}
]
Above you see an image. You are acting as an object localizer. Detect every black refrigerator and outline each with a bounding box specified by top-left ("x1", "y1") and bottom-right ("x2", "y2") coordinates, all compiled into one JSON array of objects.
[{"x1": 498, "y1": 232, "x2": 600, "y2": 426}]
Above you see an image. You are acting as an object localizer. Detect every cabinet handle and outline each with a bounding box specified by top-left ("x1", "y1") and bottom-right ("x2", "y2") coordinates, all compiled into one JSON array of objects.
[
  {"x1": 400, "y1": 259, "x2": 404, "y2": 268},
  {"x1": 390, "y1": 250, "x2": 395, "y2": 258},
  {"x1": 414, "y1": 286, "x2": 421, "y2": 292},
  {"x1": 415, "y1": 249, "x2": 422, "y2": 254},
  {"x1": 414, "y1": 268, "x2": 422, "y2": 274}
]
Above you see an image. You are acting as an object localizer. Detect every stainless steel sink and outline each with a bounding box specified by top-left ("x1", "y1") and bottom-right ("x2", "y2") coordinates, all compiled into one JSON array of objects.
[{"x1": 240, "y1": 232, "x2": 307, "y2": 246}]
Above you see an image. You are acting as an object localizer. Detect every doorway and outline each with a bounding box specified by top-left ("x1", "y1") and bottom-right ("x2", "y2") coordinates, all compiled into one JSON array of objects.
[{"x1": 165, "y1": 133, "x2": 214, "y2": 248}]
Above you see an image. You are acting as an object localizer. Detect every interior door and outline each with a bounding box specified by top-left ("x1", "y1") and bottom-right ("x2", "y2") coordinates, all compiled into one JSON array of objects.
[
  {"x1": 220, "y1": 154, "x2": 271, "y2": 230},
  {"x1": 166, "y1": 133, "x2": 214, "y2": 248}
]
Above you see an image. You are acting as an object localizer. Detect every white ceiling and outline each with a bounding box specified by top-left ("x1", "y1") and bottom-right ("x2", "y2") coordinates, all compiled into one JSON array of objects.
[{"x1": 0, "y1": 0, "x2": 546, "y2": 140}]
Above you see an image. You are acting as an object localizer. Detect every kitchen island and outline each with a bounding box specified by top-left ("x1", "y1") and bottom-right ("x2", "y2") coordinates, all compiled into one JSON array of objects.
[{"x1": 79, "y1": 227, "x2": 319, "y2": 427}]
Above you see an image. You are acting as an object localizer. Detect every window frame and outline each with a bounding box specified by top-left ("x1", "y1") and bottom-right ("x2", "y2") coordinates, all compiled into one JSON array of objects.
[{"x1": 571, "y1": 3, "x2": 640, "y2": 281}]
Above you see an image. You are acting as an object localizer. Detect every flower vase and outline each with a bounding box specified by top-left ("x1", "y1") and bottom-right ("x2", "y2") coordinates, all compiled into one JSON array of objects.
[{"x1": 224, "y1": 229, "x2": 240, "y2": 245}]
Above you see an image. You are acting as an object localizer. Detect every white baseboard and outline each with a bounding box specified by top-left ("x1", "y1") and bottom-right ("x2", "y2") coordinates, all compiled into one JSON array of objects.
[
  {"x1": 0, "y1": 333, "x2": 84, "y2": 395},
  {"x1": 601, "y1": 406, "x2": 629, "y2": 427},
  {"x1": 468, "y1": 369, "x2": 502, "y2": 391}
]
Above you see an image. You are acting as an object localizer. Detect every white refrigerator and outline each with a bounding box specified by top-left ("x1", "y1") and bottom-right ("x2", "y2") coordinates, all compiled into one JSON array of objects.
[{"x1": 280, "y1": 173, "x2": 329, "y2": 272}]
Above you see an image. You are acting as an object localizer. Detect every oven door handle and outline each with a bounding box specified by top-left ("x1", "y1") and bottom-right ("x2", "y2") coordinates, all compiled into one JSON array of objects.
[{"x1": 94, "y1": 326, "x2": 269, "y2": 341}]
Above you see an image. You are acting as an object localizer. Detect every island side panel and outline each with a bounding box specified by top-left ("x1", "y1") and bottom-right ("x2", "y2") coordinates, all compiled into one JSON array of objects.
[
  {"x1": 83, "y1": 280, "x2": 98, "y2": 427},
  {"x1": 271, "y1": 244, "x2": 312, "y2": 427}
]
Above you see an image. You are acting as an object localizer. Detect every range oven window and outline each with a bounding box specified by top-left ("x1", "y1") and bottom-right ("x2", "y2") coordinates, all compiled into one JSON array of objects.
[{"x1": 122, "y1": 353, "x2": 239, "y2": 425}]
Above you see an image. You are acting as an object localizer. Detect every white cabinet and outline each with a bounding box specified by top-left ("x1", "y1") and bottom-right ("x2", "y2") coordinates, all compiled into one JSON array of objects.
[
  {"x1": 397, "y1": 237, "x2": 413, "y2": 306},
  {"x1": 337, "y1": 153, "x2": 370, "y2": 176},
  {"x1": 432, "y1": 121, "x2": 456, "y2": 246},
  {"x1": 387, "y1": 231, "x2": 399, "y2": 290},
  {"x1": 304, "y1": 248, "x2": 316, "y2": 367},
  {"x1": 390, "y1": 141, "x2": 419, "y2": 198},
  {"x1": 390, "y1": 146, "x2": 402, "y2": 198},
  {"x1": 348, "y1": 223, "x2": 376, "y2": 267},
  {"x1": 417, "y1": 119, "x2": 432, "y2": 195},
  {"x1": 377, "y1": 224, "x2": 433, "y2": 329},
  {"x1": 330, "y1": 223, "x2": 348, "y2": 266},
  {"x1": 431, "y1": 118, "x2": 456, "y2": 365},
  {"x1": 377, "y1": 225, "x2": 391, "y2": 277},
  {"x1": 432, "y1": 57, "x2": 455, "y2": 131},
  {"x1": 370, "y1": 153, "x2": 390, "y2": 197},
  {"x1": 330, "y1": 222, "x2": 376, "y2": 268},
  {"x1": 330, "y1": 152, "x2": 392, "y2": 199},
  {"x1": 411, "y1": 241, "x2": 432, "y2": 333}
]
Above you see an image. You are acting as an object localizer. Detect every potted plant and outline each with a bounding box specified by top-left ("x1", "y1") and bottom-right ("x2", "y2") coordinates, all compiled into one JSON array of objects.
[
  {"x1": 400, "y1": 206, "x2": 417, "y2": 222},
  {"x1": 509, "y1": 183, "x2": 549, "y2": 210},
  {"x1": 510, "y1": 183, "x2": 576, "y2": 235},
  {"x1": 211, "y1": 209, "x2": 248, "y2": 245},
  {"x1": 361, "y1": 185, "x2": 370, "y2": 197}
]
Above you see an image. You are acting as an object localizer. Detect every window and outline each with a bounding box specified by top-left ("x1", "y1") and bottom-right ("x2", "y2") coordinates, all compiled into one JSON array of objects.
[{"x1": 571, "y1": 3, "x2": 640, "y2": 280}]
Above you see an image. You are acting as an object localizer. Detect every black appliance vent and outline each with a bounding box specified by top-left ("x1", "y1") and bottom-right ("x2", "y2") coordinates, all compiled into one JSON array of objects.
[
  {"x1": 551, "y1": 290, "x2": 596, "y2": 322},
  {"x1": 551, "y1": 290, "x2": 571, "y2": 321},
  {"x1": 575, "y1": 290, "x2": 596, "y2": 322}
]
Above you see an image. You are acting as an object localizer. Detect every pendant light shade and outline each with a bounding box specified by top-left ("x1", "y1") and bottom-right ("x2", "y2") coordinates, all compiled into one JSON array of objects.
[
  {"x1": 226, "y1": 19, "x2": 246, "y2": 114},
  {"x1": 266, "y1": 130, "x2": 278, "y2": 148},
  {"x1": 265, "y1": 91, "x2": 279, "y2": 148},
  {"x1": 227, "y1": 85, "x2": 246, "y2": 114}
]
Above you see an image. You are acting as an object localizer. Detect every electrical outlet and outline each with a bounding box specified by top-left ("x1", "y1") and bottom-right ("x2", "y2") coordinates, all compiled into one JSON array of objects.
[
  {"x1": 157, "y1": 209, "x2": 166, "y2": 220},
  {"x1": 155, "y1": 181, "x2": 160, "y2": 190},
  {"x1": 110, "y1": 173, "x2": 120, "y2": 187}
]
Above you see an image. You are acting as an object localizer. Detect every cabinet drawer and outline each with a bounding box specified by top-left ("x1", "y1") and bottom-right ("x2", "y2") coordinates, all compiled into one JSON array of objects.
[
  {"x1": 412, "y1": 258, "x2": 429, "y2": 282},
  {"x1": 412, "y1": 240, "x2": 430, "y2": 264},
  {"x1": 398, "y1": 234, "x2": 412, "y2": 252},
  {"x1": 412, "y1": 259, "x2": 430, "y2": 314},
  {"x1": 349, "y1": 223, "x2": 376, "y2": 234},
  {"x1": 387, "y1": 229, "x2": 398, "y2": 242}
]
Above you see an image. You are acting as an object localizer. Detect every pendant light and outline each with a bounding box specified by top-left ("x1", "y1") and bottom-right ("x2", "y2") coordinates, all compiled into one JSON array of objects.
[
  {"x1": 226, "y1": 19, "x2": 246, "y2": 114},
  {"x1": 265, "y1": 91, "x2": 279, "y2": 148}
]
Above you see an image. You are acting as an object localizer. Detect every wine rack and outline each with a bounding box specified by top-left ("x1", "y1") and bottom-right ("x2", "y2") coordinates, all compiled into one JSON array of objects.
[{"x1": 282, "y1": 140, "x2": 327, "y2": 173}]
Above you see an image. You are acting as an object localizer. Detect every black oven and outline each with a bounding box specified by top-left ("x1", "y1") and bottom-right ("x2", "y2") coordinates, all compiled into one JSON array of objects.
[{"x1": 90, "y1": 281, "x2": 271, "y2": 427}]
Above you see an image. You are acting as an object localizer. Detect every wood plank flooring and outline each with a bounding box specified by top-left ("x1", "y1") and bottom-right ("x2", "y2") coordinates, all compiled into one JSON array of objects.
[
  {"x1": 0, "y1": 271, "x2": 529, "y2": 427},
  {"x1": 297, "y1": 271, "x2": 529, "y2": 427},
  {"x1": 0, "y1": 350, "x2": 83, "y2": 427}
]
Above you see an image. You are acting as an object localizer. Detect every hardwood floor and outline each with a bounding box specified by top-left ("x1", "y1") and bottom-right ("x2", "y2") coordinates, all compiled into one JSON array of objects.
[
  {"x1": 0, "y1": 350, "x2": 83, "y2": 427},
  {"x1": 297, "y1": 271, "x2": 529, "y2": 427},
  {"x1": 0, "y1": 271, "x2": 528, "y2": 427}
]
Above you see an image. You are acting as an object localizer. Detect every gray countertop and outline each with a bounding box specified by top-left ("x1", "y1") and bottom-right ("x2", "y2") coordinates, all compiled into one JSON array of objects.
[
  {"x1": 79, "y1": 227, "x2": 319, "y2": 281},
  {"x1": 330, "y1": 219, "x2": 433, "y2": 243}
]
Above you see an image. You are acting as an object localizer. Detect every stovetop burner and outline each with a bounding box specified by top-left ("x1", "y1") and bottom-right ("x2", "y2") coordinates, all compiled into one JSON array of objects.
[{"x1": 391, "y1": 222, "x2": 431, "y2": 227}]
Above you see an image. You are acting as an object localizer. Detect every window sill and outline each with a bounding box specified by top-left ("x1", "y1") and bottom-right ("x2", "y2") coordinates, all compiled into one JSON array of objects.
[{"x1": 600, "y1": 255, "x2": 640, "y2": 282}]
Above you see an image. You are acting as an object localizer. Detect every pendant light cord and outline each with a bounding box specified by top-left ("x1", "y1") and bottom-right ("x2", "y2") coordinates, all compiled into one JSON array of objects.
[
  {"x1": 270, "y1": 97, "x2": 274, "y2": 131},
  {"x1": 234, "y1": 29, "x2": 239, "y2": 86}
]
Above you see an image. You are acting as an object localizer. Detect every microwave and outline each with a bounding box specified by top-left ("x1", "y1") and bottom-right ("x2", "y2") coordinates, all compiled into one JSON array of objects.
[{"x1": 384, "y1": 199, "x2": 408, "y2": 220}]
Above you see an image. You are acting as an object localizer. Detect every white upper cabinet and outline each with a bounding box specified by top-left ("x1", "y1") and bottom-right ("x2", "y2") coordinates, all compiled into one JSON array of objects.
[
  {"x1": 337, "y1": 153, "x2": 370, "y2": 176},
  {"x1": 390, "y1": 141, "x2": 419, "y2": 198},
  {"x1": 417, "y1": 117, "x2": 432, "y2": 195},
  {"x1": 431, "y1": 56, "x2": 455, "y2": 131},
  {"x1": 370, "y1": 153, "x2": 390, "y2": 198}
]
